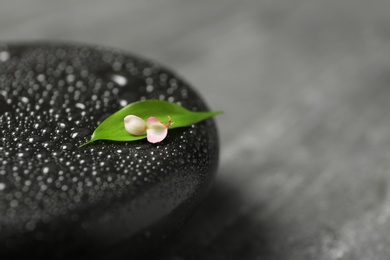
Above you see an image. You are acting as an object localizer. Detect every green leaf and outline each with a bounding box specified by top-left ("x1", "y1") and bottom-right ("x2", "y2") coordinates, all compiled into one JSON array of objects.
[{"x1": 80, "y1": 100, "x2": 222, "y2": 146}]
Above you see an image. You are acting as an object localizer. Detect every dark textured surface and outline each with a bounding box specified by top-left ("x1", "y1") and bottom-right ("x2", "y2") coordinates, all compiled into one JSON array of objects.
[{"x1": 0, "y1": 43, "x2": 219, "y2": 258}]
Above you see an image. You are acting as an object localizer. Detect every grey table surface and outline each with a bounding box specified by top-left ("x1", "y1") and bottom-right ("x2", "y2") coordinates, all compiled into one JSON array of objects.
[{"x1": 2, "y1": 1, "x2": 390, "y2": 259}]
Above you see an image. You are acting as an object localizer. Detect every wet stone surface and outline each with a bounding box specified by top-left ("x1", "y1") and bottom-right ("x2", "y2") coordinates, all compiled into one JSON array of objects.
[{"x1": 0, "y1": 42, "x2": 219, "y2": 258}]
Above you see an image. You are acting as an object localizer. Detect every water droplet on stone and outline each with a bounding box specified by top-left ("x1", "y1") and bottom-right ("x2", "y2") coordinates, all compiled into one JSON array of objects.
[
  {"x1": 20, "y1": 97, "x2": 29, "y2": 103},
  {"x1": 42, "y1": 141, "x2": 54, "y2": 148},
  {"x1": 17, "y1": 151, "x2": 31, "y2": 158},
  {"x1": 0, "y1": 51, "x2": 10, "y2": 62},
  {"x1": 33, "y1": 122, "x2": 46, "y2": 129},
  {"x1": 28, "y1": 135, "x2": 41, "y2": 143},
  {"x1": 146, "y1": 85, "x2": 154, "y2": 93},
  {"x1": 75, "y1": 103, "x2": 86, "y2": 110},
  {"x1": 16, "y1": 142, "x2": 28, "y2": 149},
  {"x1": 10, "y1": 200, "x2": 18, "y2": 208},
  {"x1": 111, "y1": 74, "x2": 127, "y2": 86},
  {"x1": 119, "y1": 99, "x2": 128, "y2": 107},
  {"x1": 60, "y1": 143, "x2": 73, "y2": 150},
  {"x1": 70, "y1": 128, "x2": 90, "y2": 139}
]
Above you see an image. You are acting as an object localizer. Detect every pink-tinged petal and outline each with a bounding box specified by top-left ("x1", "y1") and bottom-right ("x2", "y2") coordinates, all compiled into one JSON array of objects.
[
  {"x1": 124, "y1": 115, "x2": 146, "y2": 135},
  {"x1": 146, "y1": 117, "x2": 168, "y2": 143},
  {"x1": 146, "y1": 116, "x2": 163, "y2": 126},
  {"x1": 146, "y1": 127, "x2": 168, "y2": 143}
]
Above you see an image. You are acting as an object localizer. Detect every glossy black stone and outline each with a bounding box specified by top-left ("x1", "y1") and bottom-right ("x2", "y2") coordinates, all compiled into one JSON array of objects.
[{"x1": 0, "y1": 42, "x2": 219, "y2": 258}]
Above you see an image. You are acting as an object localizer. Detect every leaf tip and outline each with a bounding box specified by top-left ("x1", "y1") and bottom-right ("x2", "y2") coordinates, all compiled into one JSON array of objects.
[{"x1": 79, "y1": 140, "x2": 93, "y2": 148}]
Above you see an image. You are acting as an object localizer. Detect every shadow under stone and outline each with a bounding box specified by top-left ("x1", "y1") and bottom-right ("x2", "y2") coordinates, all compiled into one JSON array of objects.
[{"x1": 149, "y1": 176, "x2": 277, "y2": 260}]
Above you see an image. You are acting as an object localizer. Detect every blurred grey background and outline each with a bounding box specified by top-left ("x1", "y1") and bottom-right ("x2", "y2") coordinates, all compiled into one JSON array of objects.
[{"x1": 2, "y1": 0, "x2": 390, "y2": 259}]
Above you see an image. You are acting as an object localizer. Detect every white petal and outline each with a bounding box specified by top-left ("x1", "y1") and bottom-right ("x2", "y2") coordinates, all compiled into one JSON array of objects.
[{"x1": 124, "y1": 115, "x2": 146, "y2": 135}]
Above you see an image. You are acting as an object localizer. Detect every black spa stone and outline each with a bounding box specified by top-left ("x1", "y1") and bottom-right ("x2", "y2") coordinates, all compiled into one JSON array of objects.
[{"x1": 0, "y1": 42, "x2": 219, "y2": 258}]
